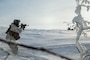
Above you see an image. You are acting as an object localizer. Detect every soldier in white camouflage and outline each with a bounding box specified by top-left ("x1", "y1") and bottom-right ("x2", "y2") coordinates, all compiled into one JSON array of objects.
[{"x1": 6, "y1": 19, "x2": 25, "y2": 54}]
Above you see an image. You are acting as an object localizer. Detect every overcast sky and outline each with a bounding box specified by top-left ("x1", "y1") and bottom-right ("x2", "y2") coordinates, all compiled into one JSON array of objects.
[{"x1": 0, "y1": 0, "x2": 76, "y2": 29}]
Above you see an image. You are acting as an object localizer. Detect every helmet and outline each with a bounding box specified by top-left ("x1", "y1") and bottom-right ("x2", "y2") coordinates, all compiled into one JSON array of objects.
[{"x1": 13, "y1": 19, "x2": 20, "y2": 27}]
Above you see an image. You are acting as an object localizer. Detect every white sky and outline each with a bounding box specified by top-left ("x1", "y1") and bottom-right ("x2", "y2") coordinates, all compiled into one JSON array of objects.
[{"x1": 0, "y1": 0, "x2": 76, "y2": 29}]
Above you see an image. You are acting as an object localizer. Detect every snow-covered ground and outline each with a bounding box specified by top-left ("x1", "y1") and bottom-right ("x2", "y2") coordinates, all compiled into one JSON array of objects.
[{"x1": 0, "y1": 27, "x2": 90, "y2": 60}]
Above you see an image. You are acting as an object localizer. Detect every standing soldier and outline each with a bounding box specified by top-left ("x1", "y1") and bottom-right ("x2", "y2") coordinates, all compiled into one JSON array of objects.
[{"x1": 5, "y1": 19, "x2": 26, "y2": 54}]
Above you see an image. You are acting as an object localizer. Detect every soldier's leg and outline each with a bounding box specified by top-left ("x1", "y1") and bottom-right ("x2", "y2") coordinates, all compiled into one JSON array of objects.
[
  {"x1": 6, "y1": 35, "x2": 18, "y2": 54},
  {"x1": 8, "y1": 43, "x2": 18, "y2": 54}
]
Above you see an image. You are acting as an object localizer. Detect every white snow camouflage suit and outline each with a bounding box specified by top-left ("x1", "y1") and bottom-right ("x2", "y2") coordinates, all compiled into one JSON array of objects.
[{"x1": 6, "y1": 23, "x2": 23, "y2": 54}]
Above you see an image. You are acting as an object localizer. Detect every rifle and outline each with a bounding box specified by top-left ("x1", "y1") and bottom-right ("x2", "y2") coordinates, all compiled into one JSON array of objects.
[{"x1": 20, "y1": 23, "x2": 29, "y2": 30}]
